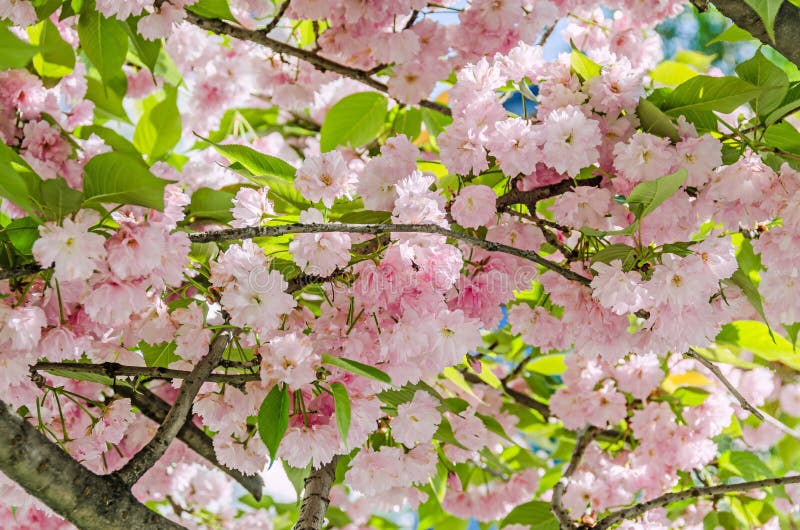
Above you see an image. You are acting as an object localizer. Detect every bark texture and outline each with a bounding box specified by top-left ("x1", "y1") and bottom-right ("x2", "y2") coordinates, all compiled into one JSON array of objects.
[
  {"x1": 0, "y1": 400, "x2": 183, "y2": 530},
  {"x1": 292, "y1": 457, "x2": 339, "y2": 530},
  {"x1": 711, "y1": 0, "x2": 800, "y2": 68}
]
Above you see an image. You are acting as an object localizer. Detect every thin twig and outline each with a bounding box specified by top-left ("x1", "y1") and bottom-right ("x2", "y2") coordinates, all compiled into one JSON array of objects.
[
  {"x1": 263, "y1": 0, "x2": 291, "y2": 34},
  {"x1": 686, "y1": 349, "x2": 800, "y2": 441},
  {"x1": 32, "y1": 361, "x2": 260, "y2": 385},
  {"x1": 184, "y1": 12, "x2": 451, "y2": 116},
  {"x1": 114, "y1": 331, "x2": 232, "y2": 485},
  {"x1": 188, "y1": 223, "x2": 591, "y2": 286},
  {"x1": 588, "y1": 474, "x2": 800, "y2": 530},
  {"x1": 552, "y1": 427, "x2": 598, "y2": 530},
  {"x1": 495, "y1": 176, "x2": 602, "y2": 211}
]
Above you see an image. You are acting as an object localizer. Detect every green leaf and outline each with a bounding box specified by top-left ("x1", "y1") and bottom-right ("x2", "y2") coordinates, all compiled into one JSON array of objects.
[
  {"x1": 85, "y1": 75, "x2": 129, "y2": 122},
  {"x1": 636, "y1": 99, "x2": 680, "y2": 141},
  {"x1": 570, "y1": 45, "x2": 601, "y2": 81},
  {"x1": 626, "y1": 168, "x2": 687, "y2": 219},
  {"x1": 501, "y1": 501, "x2": 559, "y2": 529},
  {"x1": 715, "y1": 320, "x2": 800, "y2": 370},
  {"x1": 187, "y1": 0, "x2": 235, "y2": 20},
  {"x1": 433, "y1": 417, "x2": 468, "y2": 450},
  {"x1": 139, "y1": 341, "x2": 180, "y2": 368},
  {"x1": 320, "y1": 92, "x2": 388, "y2": 152},
  {"x1": 134, "y1": 86, "x2": 182, "y2": 161},
  {"x1": 744, "y1": 0, "x2": 784, "y2": 42},
  {"x1": 393, "y1": 107, "x2": 422, "y2": 139},
  {"x1": 27, "y1": 18, "x2": 76, "y2": 81},
  {"x1": 764, "y1": 81, "x2": 800, "y2": 125},
  {"x1": 663, "y1": 76, "x2": 762, "y2": 115},
  {"x1": 527, "y1": 354, "x2": 567, "y2": 375},
  {"x1": 83, "y1": 152, "x2": 171, "y2": 210},
  {"x1": 321, "y1": 354, "x2": 391, "y2": 384},
  {"x1": 421, "y1": 107, "x2": 453, "y2": 137},
  {"x1": 282, "y1": 462, "x2": 310, "y2": 499},
  {"x1": 5, "y1": 217, "x2": 39, "y2": 255},
  {"x1": 764, "y1": 121, "x2": 800, "y2": 154},
  {"x1": 650, "y1": 61, "x2": 699, "y2": 87},
  {"x1": 125, "y1": 17, "x2": 161, "y2": 73},
  {"x1": 74, "y1": 125, "x2": 141, "y2": 157},
  {"x1": 728, "y1": 269, "x2": 770, "y2": 326},
  {"x1": 672, "y1": 386, "x2": 710, "y2": 406},
  {"x1": 336, "y1": 210, "x2": 391, "y2": 224},
  {"x1": 40, "y1": 178, "x2": 84, "y2": 220},
  {"x1": 258, "y1": 384, "x2": 290, "y2": 466},
  {"x1": 707, "y1": 24, "x2": 757, "y2": 45},
  {"x1": 0, "y1": 25, "x2": 38, "y2": 69},
  {"x1": 475, "y1": 412, "x2": 514, "y2": 444},
  {"x1": 331, "y1": 382, "x2": 351, "y2": 447},
  {"x1": 735, "y1": 49, "x2": 789, "y2": 117},
  {"x1": 188, "y1": 187, "x2": 235, "y2": 223},
  {"x1": 201, "y1": 137, "x2": 296, "y2": 180},
  {"x1": 719, "y1": 450, "x2": 773, "y2": 481},
  {"x1": 590, "y1": 243, "x2": 637, "y2": 266},
  {"x1": 0, "y1": 143, "x2": 41, "y2": 216},
  {"x1": 77, "y1": 4, "x2": 128, "y2": 87}
]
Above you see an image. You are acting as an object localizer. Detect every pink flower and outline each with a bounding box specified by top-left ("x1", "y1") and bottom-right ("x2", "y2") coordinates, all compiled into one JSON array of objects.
[
  {"x1": 33, "y1": 210, "x2": 107, "y2": 282},
  {"x1": 392, "y1": 391, "x2": 441, "y2": 447},
  {"x1": 613, "y1": 132, "x2": 675, "y2": 184},
  {"x1": 295, "y1": 151, "x2": 356, "y2": 208},
  {"x1": 231, "y1": 187, "x2": 274, "y2": 228},
  {"x1": 538, "y1": 105, "x2": 601, "y2": 177},
  {"x1": 259, "y1": 332, "x2": 320, "y2": 391},
  {"x1": 0, "y1": 306, "x2": 46, "y2": 351},
  {"x1": 551, "y1": 187, "x2": 614, "y2": 230},
  {"x1": 613, "y1": 354, "x2": 663, "y2": 399},
  {"x1": 486, "y1": 118, "x2": 540, "y2": 177},
  {"x1": 289, "y1": 209, "x2": 351, "y2": 276},
  {"x1": 450, "y1": 185, "x2": 497, "y2": 229},
  {"x1": 590, "y1": 260, "x2": 650, "y2": 315}
]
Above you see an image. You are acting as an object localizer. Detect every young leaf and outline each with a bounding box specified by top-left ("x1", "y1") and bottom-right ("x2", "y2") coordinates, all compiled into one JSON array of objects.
[
  {"x1": 199, "y1": 136, "x2": 296, "y2": 181},
  {"x1": 40, "y1": 178, "x2": 84, "y2": 220},
  {"x1": 125, "y1": 17, "x2": 161, "y2": 74},
  {"x1": 139, "y1": 341, "x2": 180, "y2": 368},
  {"x1": 77, "y1": 4, "x2": 128, "y2": 87},
  {"x1": 663, "y1": 76, "x2": 762, "y2": 115},
  {"x1": 735, "y1": 49, "x2": 789, "y2": 117},
  {"x1": 0, "y1": 25, "x2": 37, "y2": 69},
  {"x1": 258, "y1": 384, "x2": 290, "y2": 467},
  {"x1": 133, "y1": 86, "x2": 182, "y2": 161},
  {"x1": 501, "y1": 501, "x2": 558, "y2": 529},
  {"x1": 83, "y1": 152, "x2": 171, "y2": 210},
  {"x1": 0, "y1": 143, "x2": 42, "y2": 216},
  {"x1": 569, "y1": 45, "x2": 601, "y2": 81},
  {"x1": 636, "y1": 99, "x2": 679, "y2": 141},
  {"x1": 744, "y1": 0, "x2": 785, "y2": 43},
  {"x1": 187, "y1": 0, "x2": 236, "y2": 21},
  {"x1": 321, "y1": 354, "x2": 391, "y2": 384},
  {"x1": 626, "y1": 168, "x2": 687, "y2": 219},
  {"x1": 715, "y1": 320, "x2": 800, "y2": 370},
  {"x1": 27, "y1": 18, "x2": 75, "y2": 81},
  {"x1": 320, "y1": 92, "x2": 388, "y2": 152},
  {"x1": 187, "y1": 187, "x2": 235, "y2": 223},
  {"x1": 590, "y1": 243, "x2": 637, "y2": 266},
  {"x1": 331, "y1": 382, "x2": 351, "y2": 448}
]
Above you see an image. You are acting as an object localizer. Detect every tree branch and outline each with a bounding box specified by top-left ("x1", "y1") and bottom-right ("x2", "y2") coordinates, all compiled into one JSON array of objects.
[
  {"x1": 32, "y1": 361, "x2": 260, "y2": 385},
  {"x1": 0, "y1": 399, "x2": 183, "y2": 530},
  {"x1": 0, "y1": 263, "x2": 42, "y2": 281},
  {"x1": 113, "y1": 384, "x2": 264, "y2": 500},
  {"x1": 183, "y1": 12, "x2": 451, "y2": 116},
  {"x1": 495, "y1": 176, "x2": 602, "y2": 211},
  {"x1": 115, "y1": 331, "x2": 231, "y2": 486},
  {"x1": 552, "y1": 427, "x2": 597, "y2": 530},
  {"x1": 709, "y1": 0, "x2": 800, "y2": 68},
  {"x1": 589, "y1": 473, "x2": 800, "y2": 530},
  {"x1": 263, "y1": 0, "x2": 291, "y2": 34},
  {"x1": 188, "y1": 223, "x2": 592, "y2": 286},
  {"x1": 292, "y1": 456, "x2": 339, "y2": 530},
  {"x1": 686, "y1": 349, "x2": 800, "y2": 441}
]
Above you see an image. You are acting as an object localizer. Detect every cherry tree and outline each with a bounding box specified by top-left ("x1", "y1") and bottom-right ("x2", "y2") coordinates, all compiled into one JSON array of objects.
[{"x1": 1, "y1": 0, "x2": 800, "y2": 529}]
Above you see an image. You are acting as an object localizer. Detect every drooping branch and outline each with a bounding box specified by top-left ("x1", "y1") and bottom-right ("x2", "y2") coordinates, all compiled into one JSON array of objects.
[
  {"x1": 114, "y1": 384, "x2": 264, "y2": 499},
  {"x1": 707, "y1": 0, "x2": 800, "y2": 69},
  {"x1": 686, "y1": 349, "x2": 800, "y2": 441},
  {"x1": 551, "y1": 427, "x2": 598, "y2": 530},
  {"x1": 115, "y1": 331, "x2": 231, "y2": 485},
  {"x1": 588, "y1": 473, "x2": 800, "y2": 530},
  {"x1": 32, "y1": 361, "x2": 260, "y2": 385},
  {"x1": 183, "y1": 12, "x2": 451, "y2": 116},
  {"x1": 0, "y1": 399, "x2": 183, "y2": 530},
  {"x1": 188, "y1": 223, "x2": 592, "y2": 286},
  {"x1": 292, "y1": 456, "x2": 339, "y2": 530}
]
